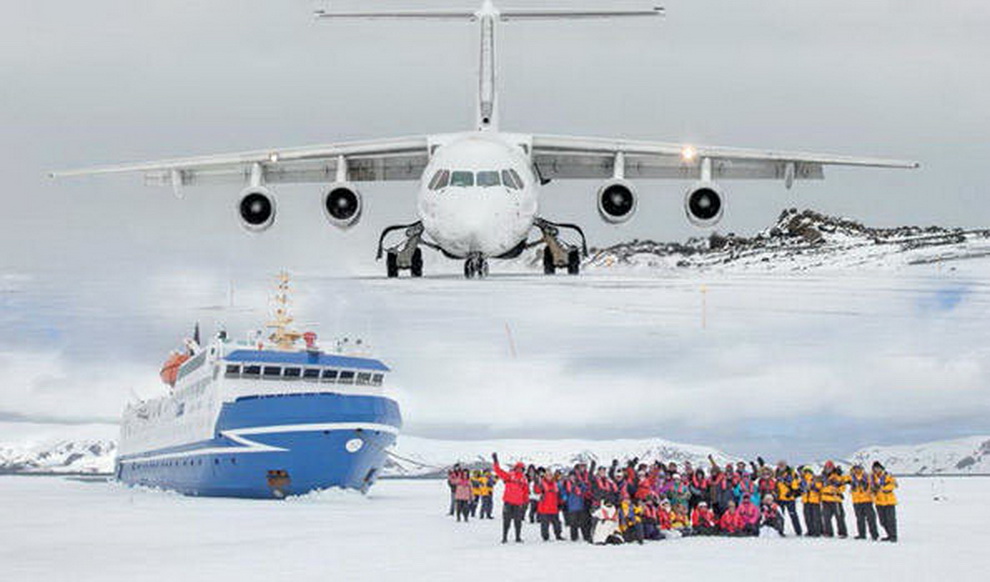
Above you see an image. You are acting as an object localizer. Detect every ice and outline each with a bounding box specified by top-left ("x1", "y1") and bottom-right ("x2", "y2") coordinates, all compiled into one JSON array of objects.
[{"x1": 0, "y1": 476, "x2": 985, "y2": 581}]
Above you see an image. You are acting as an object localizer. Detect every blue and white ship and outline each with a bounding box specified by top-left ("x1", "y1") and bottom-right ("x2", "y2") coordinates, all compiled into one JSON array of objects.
[{"x1": 115, "y1": 273, "x2": 401, "y2": 498}]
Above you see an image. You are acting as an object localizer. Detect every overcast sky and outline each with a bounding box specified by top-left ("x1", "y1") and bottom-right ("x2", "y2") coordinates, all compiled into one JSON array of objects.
[{"x1": 2, "y1": 1, "x2": 989, "y2": 459}]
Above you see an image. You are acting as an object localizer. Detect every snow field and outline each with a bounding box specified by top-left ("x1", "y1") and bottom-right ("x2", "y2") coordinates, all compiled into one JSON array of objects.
[{"x1": 0, "y1": 476, "x2": 985, "y2": 581}]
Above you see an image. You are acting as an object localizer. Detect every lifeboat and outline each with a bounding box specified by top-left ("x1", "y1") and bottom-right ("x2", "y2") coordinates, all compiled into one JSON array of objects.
[{"x1": 159, "y1": 352, "x2": 190, "y2": 387}]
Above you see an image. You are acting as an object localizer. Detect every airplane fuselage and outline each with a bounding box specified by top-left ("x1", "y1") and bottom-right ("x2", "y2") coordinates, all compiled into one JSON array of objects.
[{"x1": 417, "y1": 132, "x2": 539, "y2": 259}]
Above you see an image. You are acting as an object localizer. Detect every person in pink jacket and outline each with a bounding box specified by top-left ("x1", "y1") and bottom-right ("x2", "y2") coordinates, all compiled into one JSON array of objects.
[{"x1": 737, "y1": 496, "x2": 760, "y2": 536}]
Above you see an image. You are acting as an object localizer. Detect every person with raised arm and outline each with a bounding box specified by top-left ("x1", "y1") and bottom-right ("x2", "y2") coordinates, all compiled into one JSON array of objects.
[{"x1": 491, "y1": 452, "x2": 529, "y2": 543}]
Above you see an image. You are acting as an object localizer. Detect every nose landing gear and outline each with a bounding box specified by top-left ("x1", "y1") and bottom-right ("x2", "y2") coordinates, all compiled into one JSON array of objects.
[{"x1": 464, "y1": 253, "x2": 489, "y2": 279}]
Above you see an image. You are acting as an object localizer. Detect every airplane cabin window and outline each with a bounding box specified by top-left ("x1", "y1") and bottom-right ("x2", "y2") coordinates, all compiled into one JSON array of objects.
[
  {"x1": 476, "y1": 171, "x2": 500, "y2": 187},
  {"x1": 450, "y1": 171, "x2": 475, "y2": 187}
]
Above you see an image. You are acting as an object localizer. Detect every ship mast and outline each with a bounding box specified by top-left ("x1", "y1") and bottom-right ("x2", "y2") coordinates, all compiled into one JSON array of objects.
[{"x1": 267, "y1": 271, "x2": 302, "y2": 350}]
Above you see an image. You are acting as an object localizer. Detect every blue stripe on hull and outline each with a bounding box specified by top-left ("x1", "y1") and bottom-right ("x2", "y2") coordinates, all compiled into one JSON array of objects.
[{"x1": 116, "y1": 393, "x2": 401, "y2": 498}]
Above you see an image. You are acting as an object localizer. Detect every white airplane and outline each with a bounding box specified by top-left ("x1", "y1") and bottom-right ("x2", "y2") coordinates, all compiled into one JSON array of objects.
[{"x1": 52, "y1": 1, "x2": 918, "y2": 279}]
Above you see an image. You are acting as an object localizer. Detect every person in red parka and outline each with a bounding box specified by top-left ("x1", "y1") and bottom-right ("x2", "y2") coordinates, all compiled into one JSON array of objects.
[
  {"x1": 534, "y1": 471, "x2": 564, "y2": 541},
  {"x1": 719, "y1": 500, "x2": 742, "y2": 536},
  {"x1": 492, "y1": 452, "x2": 529, "y2": 543},
  {"x1": 691, "y1": 501, "x2": 718, "y2": 536}
]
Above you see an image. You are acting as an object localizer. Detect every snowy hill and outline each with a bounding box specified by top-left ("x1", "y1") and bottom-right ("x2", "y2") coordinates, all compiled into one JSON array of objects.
[
  {"x1": 849, "y1": 435, "x2": 990, "y2": 476},
  {"x1": 570, "y1": 208, "x2": 990, "y2": 273},
  {"x1": 0, "y1": 422, "x2": 118, "y2": 474},
  {"x1": 383, "y1": 435, "x2": 735, "y2": 478}
]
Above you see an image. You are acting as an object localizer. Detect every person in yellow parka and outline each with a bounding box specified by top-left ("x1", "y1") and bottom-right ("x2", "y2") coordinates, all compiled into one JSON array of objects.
[
  {"x1": 469, "y1": 470, "x2": 484, "y2": 517},
  {"x1": 849, "y1": 464, "x2": 879, "y2": 540},
  {"x1": 799, "y1": 467, "x2": 823, "y2": 537},
  {"x1": 820, "y1": 461, "x2": 849, "y2": 538},
  {"x1": 871, "y1": 461, "x2": 898, "y2": 542},
  {"x1": 477, "y1": 469, "x2": 495, "y2": 520},
  {"x1": 774, "y1": 460, "x2": 803, "y2": 536}
]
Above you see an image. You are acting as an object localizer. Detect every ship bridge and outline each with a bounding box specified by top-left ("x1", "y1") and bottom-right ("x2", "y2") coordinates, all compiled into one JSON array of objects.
[{"x1": 222, "y1": 349, "x2": 389, "y2": 387}]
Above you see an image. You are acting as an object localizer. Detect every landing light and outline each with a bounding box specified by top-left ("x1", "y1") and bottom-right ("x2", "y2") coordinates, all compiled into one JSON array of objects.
[
  {"x1": 269, "y1": 153, "x2": 280, "y2": 163},
  {"x1": 681, "y1": 146, "x2": 697, "y2": 163}
]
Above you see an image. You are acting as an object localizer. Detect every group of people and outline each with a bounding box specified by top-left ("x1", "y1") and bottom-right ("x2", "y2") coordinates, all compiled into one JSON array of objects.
[{"x1": 446, "y1": 453, "x2": 900, "y2": 545}]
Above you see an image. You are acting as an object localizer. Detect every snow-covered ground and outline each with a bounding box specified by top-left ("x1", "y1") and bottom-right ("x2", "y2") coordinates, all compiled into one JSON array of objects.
[{"x1": 0, "y1": 476, "x2": 984, "y2": 581}]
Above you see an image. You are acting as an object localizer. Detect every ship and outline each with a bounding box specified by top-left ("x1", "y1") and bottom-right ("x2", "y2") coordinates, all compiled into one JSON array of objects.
[{"x1": 114, "y1": 273, "x2": 402, "y2": 498}]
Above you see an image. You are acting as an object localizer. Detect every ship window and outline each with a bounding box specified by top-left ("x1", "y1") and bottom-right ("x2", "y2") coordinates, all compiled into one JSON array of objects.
[
  {"x1": 371, "y1": 373, "x2": 384, "y2": 386},
  {"x1": 450, "y1": 171, "x2": 474, "y2": 187},
  {"x1": 243, "y1": 365, "x2": 261, "y2": 378},
  {"x1": 283, "y1": 367, "x2": 301, "y2": 379},
  {"x1": 477, "y1": 170, "x2": 501, "y2": 187},
  {"x1": 321, "y1": 369, "x2": 339, "y2": 382},
  {"x1": 356, "y1": 372, "x2": 372, "y2": 386},
  {"x1": 338, "y1": 371, "x2": 355, "y2": 385},
  {"x1": 303, "y1": 368, "x2": 321, "y2": 380},
  {"x1": 263, "y1": 366, "x2": 281, "y2": 378}
]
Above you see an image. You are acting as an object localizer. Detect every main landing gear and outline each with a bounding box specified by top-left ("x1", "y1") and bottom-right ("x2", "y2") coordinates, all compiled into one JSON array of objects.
[
  {"x1": 463, "y1": 253, "x2": 489, "y2": 279},
  {"x1": 377, "y1": 221, "x2": 434, "y2": 278},
  {"x1": 535, "y1": 218, "x2": 588, "y2": 276}
]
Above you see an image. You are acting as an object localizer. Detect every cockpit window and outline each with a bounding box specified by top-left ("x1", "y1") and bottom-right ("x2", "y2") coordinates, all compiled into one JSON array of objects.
[
  {"x1": 501, "y1": 170, "x2": 524, "y2": 190},
  {"x1": 509, "y1": 169, "x2": 524, "y2": 189},
  {"x1": 450, "y1": 171, "x2": 475, "y2": 187},
  {"x1": 428, "y1": 170, "x2": 450, "y2": 191},
  {"x1": 476, "y1": 171, "x2": 501, "y2": 187}
]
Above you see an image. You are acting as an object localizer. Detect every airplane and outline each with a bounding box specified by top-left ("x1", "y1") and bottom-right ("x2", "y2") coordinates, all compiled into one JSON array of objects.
[{"x1": 51, "y1": 1, "x2": 919, "y2": 279}]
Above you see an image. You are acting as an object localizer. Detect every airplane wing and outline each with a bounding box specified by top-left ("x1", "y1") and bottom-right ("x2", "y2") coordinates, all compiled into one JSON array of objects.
[
  {"x1": 530, "y1": 134, "x2": 919, "y2": 186},
  {"x1": 50, "y1": 136, "x2": 431, "y2": 188}
]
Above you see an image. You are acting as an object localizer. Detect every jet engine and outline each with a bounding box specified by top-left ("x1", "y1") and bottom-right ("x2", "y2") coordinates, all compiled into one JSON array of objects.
[
  {"x1": 684, "y1": 182, "x2": 725, "y2": 228},
  {"x1": 237, "y1": 186, "x2": 276, "y2": 232},
  {"x1": 322, "y1": 183, "x2": 363, "y2": 229},
  {"x1": 596, "y1": 179, "x2": 638, "y2": 224}
]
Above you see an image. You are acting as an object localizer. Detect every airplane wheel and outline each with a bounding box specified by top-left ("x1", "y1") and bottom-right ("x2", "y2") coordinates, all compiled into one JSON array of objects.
[
  {"x1": 411, "y1": 249, "x2": 423, "y2": 278},
  {"x1": 479, "y1": 259, "x2": 489, "y2": 279},
  {"x1": 567, "y1": 249, "x2": 580, "y2": 275},
  {"x1": 543, "y1": 247, "x2": 556, "y2": 275},
  {"x1": 386, "y1": 253, "x2": 399, "y2": 278},
  {"x1": 464, "y1": 259, "x2": 475, "y2": 279}
]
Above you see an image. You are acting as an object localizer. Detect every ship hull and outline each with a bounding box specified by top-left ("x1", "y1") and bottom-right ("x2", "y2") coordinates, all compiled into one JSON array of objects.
[{"x1": 115, "y1": 392, "x2": 401, "y2": 498}]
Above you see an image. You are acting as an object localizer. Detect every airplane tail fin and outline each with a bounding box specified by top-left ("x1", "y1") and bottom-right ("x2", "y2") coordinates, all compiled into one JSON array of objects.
[{"x1": 316, "y1": 3, "x2": 663, "y2": 131}]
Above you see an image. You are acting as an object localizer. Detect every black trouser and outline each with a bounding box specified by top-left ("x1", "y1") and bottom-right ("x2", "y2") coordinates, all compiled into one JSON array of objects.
[
  {"x1": 480, "y1": 495, "x2": 494, "y2": 519},
  {"x1": 469, "y1": 497, "x2": 478, "y2": 517},
  {"x1": 502, "y1": 502, "x2": 525, "y2": 542},
  {"x1": 528, "y1": 500, "x2": 538, "y2": 523},
  {"x1": 455, "y1": 499, "x2": 470, "y2": 522},
  {"x1": 803, "y1": 502, "x2": 822, "y2": 537},
  {"x1": 821, "y1": 501, "x2": 847, "y2": 537},
  {"x1": 622, "y1": 523, "x2": 644, "y2": 544},
  {"x1": 853, "y1": 502, "x2": 879, "y2": 539},
  {"x1": 778, "y1": 499, "x2": 802, "y2": 536},
  {"x1": 567, "y1": 509, "x2": 593, "y2": 542},
  {"x1": 877, "y1": 504, "x2": 898, "y2": 541},
  {"x1": 538, "y1": 513, "x2": 563, "y2": 540},
  {"x1": 764, "y1": 515, "x2": 785, "y2": 536},
  {"x1": 448, "y1": 487, "x2": 456, "y2": 515}
]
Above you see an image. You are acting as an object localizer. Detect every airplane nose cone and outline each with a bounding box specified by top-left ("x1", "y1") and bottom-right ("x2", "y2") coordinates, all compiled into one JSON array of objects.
[{"x1": 422, "y1": 186, "x2": 531, "y2": 257}]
